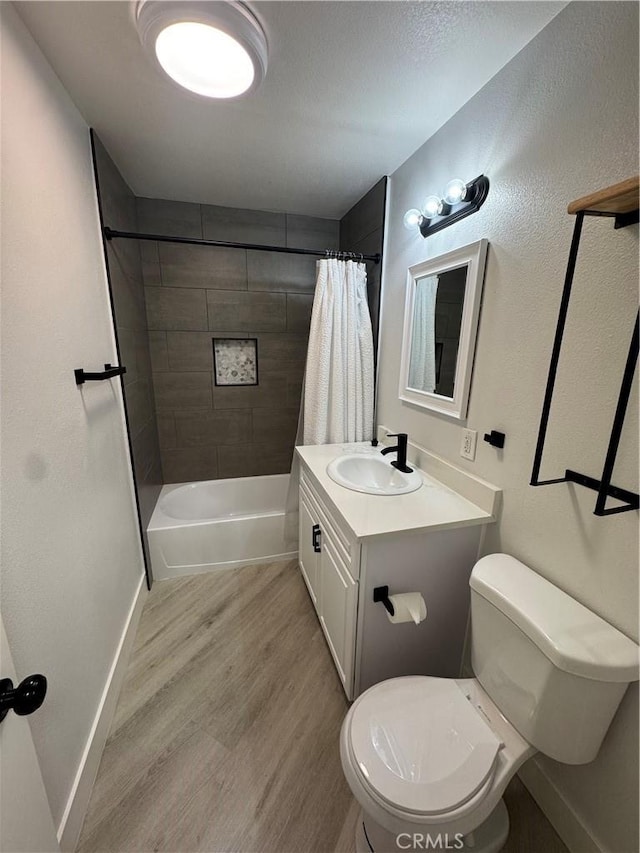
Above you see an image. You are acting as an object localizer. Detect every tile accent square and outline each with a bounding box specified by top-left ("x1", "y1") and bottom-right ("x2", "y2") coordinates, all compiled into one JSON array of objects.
[{"x1": 213, "y1": 338, "x2": 258, "y2": 386}]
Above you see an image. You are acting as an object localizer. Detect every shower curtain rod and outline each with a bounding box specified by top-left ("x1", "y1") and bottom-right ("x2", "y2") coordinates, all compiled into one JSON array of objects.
[{"x1": 103, "y1": 227, "x2": 381, "y2": 264}]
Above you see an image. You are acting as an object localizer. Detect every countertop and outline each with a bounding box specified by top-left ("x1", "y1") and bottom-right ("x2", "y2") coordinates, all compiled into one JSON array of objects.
[{"x1": 296, "y1": 442, "x2": 496, "y2": 541}]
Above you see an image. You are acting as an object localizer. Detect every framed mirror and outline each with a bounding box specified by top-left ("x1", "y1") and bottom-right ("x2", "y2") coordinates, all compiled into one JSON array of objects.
[{"x1": 399, "y1": 239, "x2": 488, "y2": 420}]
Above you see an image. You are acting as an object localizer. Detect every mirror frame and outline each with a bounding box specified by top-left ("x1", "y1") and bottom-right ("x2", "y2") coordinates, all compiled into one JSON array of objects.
[{"x1": 398, "y1": 238, "x2": 488, "y2": 420}]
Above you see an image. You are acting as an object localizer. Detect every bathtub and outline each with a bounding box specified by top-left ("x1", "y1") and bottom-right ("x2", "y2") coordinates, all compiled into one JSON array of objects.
[{"x1": 147, "y1": 474, "x2": 297, "y2": 580}]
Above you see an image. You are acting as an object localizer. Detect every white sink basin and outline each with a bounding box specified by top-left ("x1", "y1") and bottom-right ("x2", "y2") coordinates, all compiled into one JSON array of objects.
[{"x1": 326, "y1": 453, "x2": 423, "y2": 496}]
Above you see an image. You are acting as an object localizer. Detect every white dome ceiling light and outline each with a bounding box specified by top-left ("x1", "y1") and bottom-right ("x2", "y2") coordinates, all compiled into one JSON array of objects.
[{"x1": 136, "y1": 1, "x2": 268, "y2": 99}]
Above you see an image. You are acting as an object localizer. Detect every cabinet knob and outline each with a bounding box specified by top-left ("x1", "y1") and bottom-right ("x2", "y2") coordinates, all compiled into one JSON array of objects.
[{"x1": 312, "y1": 524, "x2": 321, "y2": 553}]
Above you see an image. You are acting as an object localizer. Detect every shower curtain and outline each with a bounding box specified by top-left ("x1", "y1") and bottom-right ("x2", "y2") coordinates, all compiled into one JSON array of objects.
[
  {"x1": 285, "y1": 258, "x2": 375, "y2": 546},
  {"x1": 304, "y1": 258, "x2": 374, "y2": 444},
  {"x1": 408, "y1": 275, "x2": 439, "y2": 393}
]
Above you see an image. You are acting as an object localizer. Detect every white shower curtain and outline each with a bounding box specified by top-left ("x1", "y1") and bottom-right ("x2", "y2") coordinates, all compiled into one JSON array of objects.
[
  {"x1": 408, "y1": 275, "x2": 439, "y2": 393},
  {"x1": 303, "y1": 258, "x2": 375, "y2": 444},
  {"x1": 284, "y1": 258, "x2": 374, "y2": 547}
]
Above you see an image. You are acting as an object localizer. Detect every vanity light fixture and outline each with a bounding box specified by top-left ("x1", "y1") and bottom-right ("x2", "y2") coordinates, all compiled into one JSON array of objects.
[
  {"x1": 135, "y1": 1, "x2": 268, "y2": 99},
  {"x1": 404, "y1": 175, "x2": 490, "y2": 238}
]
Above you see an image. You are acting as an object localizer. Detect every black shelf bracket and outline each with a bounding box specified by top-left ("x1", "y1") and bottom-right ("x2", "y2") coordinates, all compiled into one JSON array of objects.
[
  {"x1": 75, "y1": 363, "x2": 127, "y2": 386},
  {"x1": 615, "y1": 209, "x2": 639, "y2": 229},
  {"x1": 531, "y1": 209, "x2": 639, "y2": 516}
]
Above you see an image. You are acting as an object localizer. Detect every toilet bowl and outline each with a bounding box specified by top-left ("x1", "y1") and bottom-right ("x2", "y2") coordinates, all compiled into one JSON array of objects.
[
  {"x1": 340, "y1": 554, "x2": 640, "y2": 852},
  {"x1": 340, "y1": 676, "x2": 534, "y2": 852}
]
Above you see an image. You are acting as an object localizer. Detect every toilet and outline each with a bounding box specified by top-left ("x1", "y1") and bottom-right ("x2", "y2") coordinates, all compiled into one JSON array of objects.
[{"x1": 340, "y1": 554, "x2": 639, "y2": 852}]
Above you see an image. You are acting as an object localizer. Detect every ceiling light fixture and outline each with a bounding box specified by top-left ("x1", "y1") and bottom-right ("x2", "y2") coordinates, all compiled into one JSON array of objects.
[
  {"x1": 136, "y1": 1, "x2": 268, "y2": 99},
  {"x1": 404, "y1": 175, "x2": 490, "y2": 238}
]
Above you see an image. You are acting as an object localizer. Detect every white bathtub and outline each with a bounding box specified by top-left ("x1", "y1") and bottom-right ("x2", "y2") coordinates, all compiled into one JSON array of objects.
[{"x1": 147, "y1": 474, "x2": 297, "y2": 580}]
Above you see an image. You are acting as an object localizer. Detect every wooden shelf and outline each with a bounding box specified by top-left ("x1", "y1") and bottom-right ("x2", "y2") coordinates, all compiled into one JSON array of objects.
[{"x1": 568, "y1": 176, "x2": 639, "y2": 215}]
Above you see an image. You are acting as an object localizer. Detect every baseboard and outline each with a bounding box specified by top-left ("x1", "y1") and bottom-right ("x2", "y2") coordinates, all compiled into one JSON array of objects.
[
  {"x1": 56, "y1": 574, "x2": 148, "y2": 852},
  {"x1": 519, "y1": 758, "x2": 602, "y2": 853}
]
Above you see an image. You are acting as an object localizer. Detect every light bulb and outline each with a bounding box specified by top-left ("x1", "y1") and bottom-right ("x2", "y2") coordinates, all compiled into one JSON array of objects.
[
  {"x1": 443, "y1": 179, "x2": 467, "y2": 206},
  {"x1": 155, "y1": 21, "x2": 255, "y2": 98},
  {"x1": 422, "y1": 195, "x2": 443, "y2": 219},
  {"x1": 403, "y1": 209, "x2": 423, "y2": 230}
]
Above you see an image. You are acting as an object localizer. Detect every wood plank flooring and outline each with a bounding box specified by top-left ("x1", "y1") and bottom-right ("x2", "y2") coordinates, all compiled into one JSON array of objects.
[{"x1": 77, "y1": 560, "x2": 569, "y2": 853}]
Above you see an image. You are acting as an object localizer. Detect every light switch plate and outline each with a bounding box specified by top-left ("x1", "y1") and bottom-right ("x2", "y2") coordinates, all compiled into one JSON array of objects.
[{"x1": 460, "y1": 428, "x2": 477, "y2": 461}]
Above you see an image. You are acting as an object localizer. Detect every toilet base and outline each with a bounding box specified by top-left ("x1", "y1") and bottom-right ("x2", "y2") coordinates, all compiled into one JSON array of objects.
[{"x1": 355, "y1": 798, "x2": 509, "y2": 853}]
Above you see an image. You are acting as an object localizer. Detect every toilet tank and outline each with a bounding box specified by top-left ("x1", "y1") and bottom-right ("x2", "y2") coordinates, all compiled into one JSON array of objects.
[{"x1": 469, "y1": 554, "x2": 639, "y2": 764}]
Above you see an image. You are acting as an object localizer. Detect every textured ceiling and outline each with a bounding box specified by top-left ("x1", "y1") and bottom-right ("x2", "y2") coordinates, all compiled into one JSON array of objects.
[{"x1": 16, "y1": 1, "x2": 566, "y2": 218}]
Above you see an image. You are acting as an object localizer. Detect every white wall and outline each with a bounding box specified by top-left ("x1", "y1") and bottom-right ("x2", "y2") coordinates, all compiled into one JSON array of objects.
[
  {"x1": 0, "y1": 2, "x2": 144, "y2": 834},
  {"x1": 377, "y1": 3, "x2": 638, "y2": 852}
]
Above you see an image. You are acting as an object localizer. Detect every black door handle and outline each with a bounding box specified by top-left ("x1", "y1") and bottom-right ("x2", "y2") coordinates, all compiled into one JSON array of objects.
[
  {"x1": 0, "y1": 675, "x2": 47, "y2": 723},
  {"x1": 312, "y1": 523, "x2": 321, "y2": 553}
]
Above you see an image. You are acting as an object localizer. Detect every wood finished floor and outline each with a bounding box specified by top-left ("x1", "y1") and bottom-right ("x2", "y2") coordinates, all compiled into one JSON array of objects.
[{"x1": 77, "y1": 560, "x2": 569, "y2": 853}]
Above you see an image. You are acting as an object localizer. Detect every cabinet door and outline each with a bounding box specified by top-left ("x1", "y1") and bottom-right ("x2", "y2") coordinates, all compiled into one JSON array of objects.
[
  {"x1": 299, "y1": 492, "x2": 320, "y2": 607},
  {"x1": 319, "y1": 537, "x2": 357, "y2": 696}
]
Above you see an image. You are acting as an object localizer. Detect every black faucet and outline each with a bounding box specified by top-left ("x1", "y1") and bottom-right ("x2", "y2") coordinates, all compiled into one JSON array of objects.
[{"x1": 381, "y1": 433, "x2": 413, "y2": 473}]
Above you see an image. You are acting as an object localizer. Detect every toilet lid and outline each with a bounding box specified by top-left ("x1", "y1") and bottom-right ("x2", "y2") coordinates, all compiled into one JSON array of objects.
[{"x1": 349, "y1": 677, "x2": 502, "y2": 816}]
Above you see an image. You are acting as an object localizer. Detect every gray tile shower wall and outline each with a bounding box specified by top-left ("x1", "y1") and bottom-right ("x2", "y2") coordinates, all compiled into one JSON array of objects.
[
  {"x1": 340, "y1": 177, "x2": 387, "y2": 362},
  {"x1": 91, "y1": 135, "x2": 162, "y2": 576},
  {"x1": 138, "y1": 197, "x2": 339, "y2": 483}
]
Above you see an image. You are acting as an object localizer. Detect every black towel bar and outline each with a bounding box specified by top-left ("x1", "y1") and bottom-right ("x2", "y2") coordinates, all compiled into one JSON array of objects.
[
  {"x1": 74, "y1": 363, "x2": 126, "y2": 385},
  {"x1": 530, "y1": 176, "x2": 639, "y2": 516}
]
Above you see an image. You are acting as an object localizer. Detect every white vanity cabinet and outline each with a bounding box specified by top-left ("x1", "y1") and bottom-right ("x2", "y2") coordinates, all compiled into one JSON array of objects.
[
  {"x1": 297, "y1": 445, "x2": 499, "y2": 701},
  {"x1": 299, "y1": 472, "x2": 359, "y2": 692}
]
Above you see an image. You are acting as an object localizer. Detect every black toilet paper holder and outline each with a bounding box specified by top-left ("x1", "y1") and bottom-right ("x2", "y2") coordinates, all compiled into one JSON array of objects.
[{"x1": 373, "y1": 585, "x2": 395, "y2": 616}]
